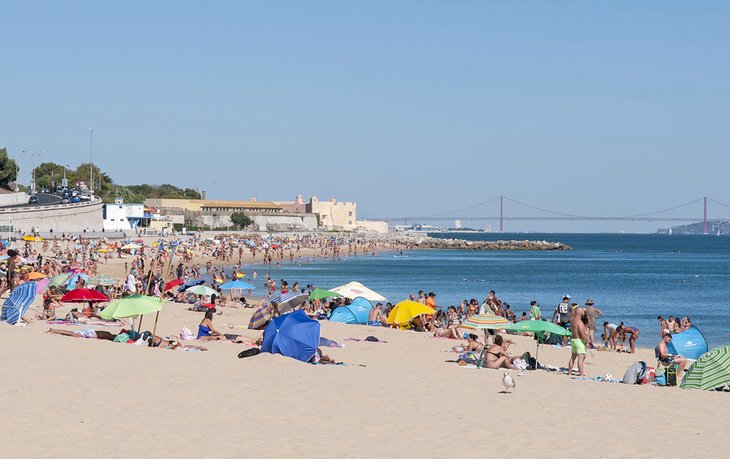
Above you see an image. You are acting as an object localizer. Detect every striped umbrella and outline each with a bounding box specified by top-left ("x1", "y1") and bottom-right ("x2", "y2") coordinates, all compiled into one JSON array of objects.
[
  {"x1": 249, "y1": 303, "x2": 274, "y2": 330},
  {"x1": 272, "y1": 292, "x2": 307, "y2": 314},
  {"x1": 461, "y1": 314, "x2": 511, "y2": 330},
  {"x1": 681, "y1": 346, "x2": 730, "y2": 391},
  {"x1": 1, "y1": 281, "x2": 37, "y2": 325},
  {"x1": 89, "y1": 274, "x2": 116, "y2": 286},
  {"x1": 47, "y1": 273, "x2": 73, "y2": 289}
]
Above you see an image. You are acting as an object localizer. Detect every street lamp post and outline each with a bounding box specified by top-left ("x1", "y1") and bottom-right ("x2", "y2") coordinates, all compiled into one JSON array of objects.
[
  {"x1": 89, "y1": 128, "x2": 94, "y2": 195},
  {"x1": 63, "y1": 164, "x2": 70, "y2": 188}
]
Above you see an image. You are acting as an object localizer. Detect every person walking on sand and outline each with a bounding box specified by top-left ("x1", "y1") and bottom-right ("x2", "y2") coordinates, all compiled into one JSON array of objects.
[
  {"x1": 584, "y1": 298, "x2": 602, "y2": 348},
  {"x1": 0, "y1": 249, "x2": 19, "y2": 298},
  {"x1": 568, "y1": 308, "x2": 589, "y2": 376}
]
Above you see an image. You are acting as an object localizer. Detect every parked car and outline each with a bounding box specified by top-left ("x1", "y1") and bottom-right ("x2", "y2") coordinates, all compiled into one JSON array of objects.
[
  {"x1": 70, "y1": 196, "x2": 80, "y2": 203},
  {"x1": 61, "y1": 198, "x2": 70, "y2": 204},
  {"x1": 28, "y1": 195, "x2": 39, "y2": 204}
]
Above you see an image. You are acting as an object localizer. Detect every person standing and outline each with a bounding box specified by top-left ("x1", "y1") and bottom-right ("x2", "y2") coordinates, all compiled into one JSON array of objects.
[
  {"x1": 0, "y1": 249, "x2": 19, "y2": 297},
  {"x1": 568, "y1": 308, "x2": 589, "y2": 376},
  {"x1": 552, "y1": 295, "x2": 572, "y2": 346},
  {"x1": 584, "y1": 298, "x2": 603, "y2": 348},
  {"x1": 529, "y1": 300, "x2": 541, "y2": 320}
]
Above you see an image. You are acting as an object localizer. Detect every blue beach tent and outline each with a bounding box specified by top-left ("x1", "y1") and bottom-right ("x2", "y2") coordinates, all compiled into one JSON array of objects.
[
  {"x1": 261, "y1": 310, "x2": 321, "y2": 362},
  {"x1": 1, "y1": 281, "x2": 37, "y2": 325},
  {"x1": 329, "y1": 297, "x2": 374, "y2": 325},
  {"x1": 668, "y1": 326, "x2": 709, "y2": 360},
  {"x1": 220, "y1": 280, "x2": 255, "y2": 290}
]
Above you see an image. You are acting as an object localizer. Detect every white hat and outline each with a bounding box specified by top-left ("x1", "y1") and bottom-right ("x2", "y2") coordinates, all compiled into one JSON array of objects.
[{"x1": 563, "y1": 294, "x2": 571, "y2": 299}]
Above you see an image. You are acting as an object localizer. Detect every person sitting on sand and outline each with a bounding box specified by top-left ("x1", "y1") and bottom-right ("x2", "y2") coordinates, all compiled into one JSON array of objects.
[
  {"x1": 484, "y1": 335, "x2": 517, "y2": 369},
  {"x1": 656, "y1": 332, "x2": 687, "y2": 377},
  {"x1": 367, "y1": 303, "x2": 386, "y2": 326},
  {"x1": 40, "y1": 286, "x2": 62, "y2": 320},
  {"x1": 197, "y1": 309, "x2": 227, "y2": 341},
  {"x1": 150, "y1": 335, "x2": 208, "y2": 351},
  {"x1": 463, "y1": 333, "x2": 484, "y2": 354}
]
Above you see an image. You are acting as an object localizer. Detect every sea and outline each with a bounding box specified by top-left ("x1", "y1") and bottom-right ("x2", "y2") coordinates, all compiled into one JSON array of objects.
[{"x1": 241, "y1": 233, "x2": 730, "y2": 349}]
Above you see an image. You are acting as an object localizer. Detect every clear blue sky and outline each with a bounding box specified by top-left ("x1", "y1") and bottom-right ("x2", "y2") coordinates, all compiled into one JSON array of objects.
[{"x1": 2, "y1": 1, "x2": 729, "y2": 231}]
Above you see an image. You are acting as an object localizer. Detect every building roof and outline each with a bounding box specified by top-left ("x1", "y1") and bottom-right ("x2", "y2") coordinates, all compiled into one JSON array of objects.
[{"x1": 201, "y1": 200, "x2": 281, "y2": 210}]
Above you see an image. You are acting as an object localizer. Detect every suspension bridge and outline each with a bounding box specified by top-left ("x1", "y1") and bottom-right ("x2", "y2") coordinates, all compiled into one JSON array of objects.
[{"x1": 373, "y1": 196, "x2": 730, "y2": 233}]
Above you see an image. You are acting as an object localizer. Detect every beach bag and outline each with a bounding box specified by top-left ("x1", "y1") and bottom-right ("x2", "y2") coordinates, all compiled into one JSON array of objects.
[
  {"x1": 180, "y1": 327, "x2": 194, "y2": 340},
  {"x1": 114, "y1": 333, "x2": 130, "y2": 343},
  {"x1": 622, "y1": 361, "x2": 648, "y2": 385}
]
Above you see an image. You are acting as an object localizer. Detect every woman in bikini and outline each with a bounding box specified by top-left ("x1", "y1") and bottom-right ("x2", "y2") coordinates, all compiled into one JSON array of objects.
[
  {"x1": 485, "y1": 335, "x2": 517, "y2": 369},
  {"x1": 197, "y1": 309, "x2": 227, "y2": 341}
]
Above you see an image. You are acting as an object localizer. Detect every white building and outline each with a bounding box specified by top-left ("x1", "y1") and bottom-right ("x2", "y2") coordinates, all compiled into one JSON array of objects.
[{"x1": 102, "y1": 198, "x2": 144, "y2": 231}]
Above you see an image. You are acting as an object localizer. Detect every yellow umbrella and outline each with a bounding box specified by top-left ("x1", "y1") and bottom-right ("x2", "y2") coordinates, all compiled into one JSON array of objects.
[
  {"x1": 387, "y1": 300, "x2": 435, "y2": 325},
  {"x1": 28, "y1": 272, "x2": 46, "y2": 280}
]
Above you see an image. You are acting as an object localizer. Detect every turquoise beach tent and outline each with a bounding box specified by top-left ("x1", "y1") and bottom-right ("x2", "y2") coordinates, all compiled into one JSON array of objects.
[
  {"x1": 329, "y1": 297, "x2": 373, "y2": 325},
  {"x1": 668, "y1": 326, "x2": 708, "y2": 360}
]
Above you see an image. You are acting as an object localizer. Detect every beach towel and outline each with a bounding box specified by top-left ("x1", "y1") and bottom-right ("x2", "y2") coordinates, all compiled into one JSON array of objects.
[{"x1": 319, "y1": 336, "x2": 344, "y2": 348}]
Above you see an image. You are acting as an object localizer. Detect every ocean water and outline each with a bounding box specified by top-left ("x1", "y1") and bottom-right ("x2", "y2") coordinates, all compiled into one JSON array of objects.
[{"x1": 243, "y1": 233, "x2": 730, "y2": 349}]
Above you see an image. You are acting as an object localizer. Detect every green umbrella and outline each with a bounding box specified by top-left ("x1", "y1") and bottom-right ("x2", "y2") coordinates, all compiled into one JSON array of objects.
[
  {"x1": 308, "y1": 288, "x2": 342, "y2": 301},
  {"x1": 503, "y1": 320, "x2": 571, "y2": 366},
  {"x1": 681, "y1": 345, "x2": 730, "y2": 391},
  {"x1": 99, "y1": 295, "x2": 164, "y2": 338},
  {"x1": 99, "y1": 295, "x2": 163, "y2": 320},
  {"x1": 186, "y1": 285, "x2": 218, "y2": 297}
]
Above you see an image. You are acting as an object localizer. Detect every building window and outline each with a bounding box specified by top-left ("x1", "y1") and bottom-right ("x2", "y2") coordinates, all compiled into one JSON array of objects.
[
  {"x1": 348, "y1": 221, "x2": 352, "y2": 225},
  {"x1": 348, "y1": 211, "x2": 352, "y2": 216}
]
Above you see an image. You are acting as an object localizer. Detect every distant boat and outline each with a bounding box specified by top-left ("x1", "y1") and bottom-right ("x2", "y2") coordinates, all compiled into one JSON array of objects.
[{"x1": 668, "y1": 228, "x2": 672, "y2": 235}]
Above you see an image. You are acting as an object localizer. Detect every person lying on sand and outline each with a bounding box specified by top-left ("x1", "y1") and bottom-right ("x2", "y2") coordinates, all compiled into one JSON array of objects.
[
  {"x1": 484, "y1": 335, "x2": 518, "y2": 369},
  {"x1": 150, "y1": 335, "x2": 208, "y2": 351},
  {"x1": 46, "y1": 328, "x2": 117, "y2": 340}
]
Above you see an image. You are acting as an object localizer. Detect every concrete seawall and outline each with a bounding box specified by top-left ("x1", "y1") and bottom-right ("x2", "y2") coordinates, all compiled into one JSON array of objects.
[{"x1": 0, "y1": 198, "x2": 104, "y2": 234}]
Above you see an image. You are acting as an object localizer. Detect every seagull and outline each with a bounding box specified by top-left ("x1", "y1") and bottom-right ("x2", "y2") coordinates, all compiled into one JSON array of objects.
[{"x1": 502, "y1": 372, "x2": 516, "y2": 393}]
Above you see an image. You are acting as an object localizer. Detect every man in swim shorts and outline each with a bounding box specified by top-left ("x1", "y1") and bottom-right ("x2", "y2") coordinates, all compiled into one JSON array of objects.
[{"x1": 568, "y1": 308, "x2": 589, "y2": 376}]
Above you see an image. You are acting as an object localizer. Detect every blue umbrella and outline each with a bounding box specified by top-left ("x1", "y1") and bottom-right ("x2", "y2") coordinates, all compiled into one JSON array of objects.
[
  {"x1": 219, "y1": 280, "x2": 256, "y2": 290},
  {"x1": 1, "y1": 281, "x2": 37, "y2": 325},
  {"x1": 177, "y1": 279, "x2": 205, "y2": 293},
  {"x1": 261, "y1": 310, "x2": 321, "y2": 362}
]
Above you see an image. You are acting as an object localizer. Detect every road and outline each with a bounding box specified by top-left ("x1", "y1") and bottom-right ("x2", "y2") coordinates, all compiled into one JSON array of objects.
[{"x1": 1, "y1": 193, "x2": 64, "y2": 209}]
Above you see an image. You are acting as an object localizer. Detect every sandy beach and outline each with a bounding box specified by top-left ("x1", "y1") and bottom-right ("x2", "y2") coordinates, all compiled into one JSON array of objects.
[{"x1": 3, "y1": 242, "x2": 730, "y2": 459}]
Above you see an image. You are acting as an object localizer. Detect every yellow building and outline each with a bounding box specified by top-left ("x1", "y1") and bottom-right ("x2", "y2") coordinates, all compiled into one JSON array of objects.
[{"x1": 307, "y1": 197, "x2": 357, "y2": 231}]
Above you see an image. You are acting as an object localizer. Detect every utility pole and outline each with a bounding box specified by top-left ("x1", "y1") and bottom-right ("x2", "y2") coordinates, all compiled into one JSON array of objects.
[{"x1": 89, "y1": 128, "x2": 94, "y2": 194}]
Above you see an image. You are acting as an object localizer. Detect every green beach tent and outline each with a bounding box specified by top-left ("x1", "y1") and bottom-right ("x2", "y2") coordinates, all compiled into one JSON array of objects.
[
  {"x1": 308, "y1": 288, "x2": 342, "y2": 301},
  {"x1": 681, "y1": 346, "x2": 730, "y2": 391}
]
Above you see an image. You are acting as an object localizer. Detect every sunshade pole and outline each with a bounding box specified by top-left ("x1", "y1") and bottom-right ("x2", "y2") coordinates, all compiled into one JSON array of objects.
[
  {"x1": 149, "y1": 311, "x2": 160, "y2": 347},
  {"x1": 145, "y1": 259, "x2": 154, "y2": 295}
]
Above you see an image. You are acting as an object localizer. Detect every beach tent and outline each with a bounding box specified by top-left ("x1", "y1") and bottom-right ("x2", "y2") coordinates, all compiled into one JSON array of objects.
[
  {"x1": 668, "y1": 326, "x2": 709, "y2": 360},
  {"x1": 178, "y1": 279, "x2": 205, "y2": 292},
  {"x1": 387, "y1": 300, "x2": 435, "y2": 325},
  {"x1": 329, "y1": 297, "x2": 373, "y2": 324},
  {"x1": 330, "y1": 281, "x2": 386, "y2": 302},
  {"x1": 261, "y1": 310, "x2": 321, "y2": 362},
  {"x1": 1, "y1": 281, "x2": 37, "y2": 325},
  {"x1": 681, "y1": 346, "x2": 730, "y2": 391}
]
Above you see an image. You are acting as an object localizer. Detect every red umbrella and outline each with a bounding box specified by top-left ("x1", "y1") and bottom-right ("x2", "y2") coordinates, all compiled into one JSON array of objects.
[
  {"x1": 164, "y1": 279, "x2": 184, "y2": 291},
  {"x1": 61, "y1": 288, "x2": 109, "y2": 303}
]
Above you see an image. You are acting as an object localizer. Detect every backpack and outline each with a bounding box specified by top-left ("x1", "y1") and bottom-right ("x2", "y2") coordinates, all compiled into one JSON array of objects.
[{"x1": 622, "y1": 361, "x2": 648, "y2": 384}]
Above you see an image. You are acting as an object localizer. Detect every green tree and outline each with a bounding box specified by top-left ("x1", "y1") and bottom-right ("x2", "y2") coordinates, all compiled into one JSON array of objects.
[
  {"x1": 0, "y1": 148, "x2": 18, "y2": 189},
  {"x1": 230, "y1": 211, "x2": 254, "y2": 229}
]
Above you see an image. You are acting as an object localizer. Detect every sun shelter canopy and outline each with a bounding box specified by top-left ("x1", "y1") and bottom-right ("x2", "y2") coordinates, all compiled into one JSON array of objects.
[
  {"x1": 261, "y1": 310, "x2": 321, "y2": 362},
  {"x1": 330, "y1": 282, "x2": 386, "y2": 302},
  {"x1": 387, "y1": 300, "x2": 435, "y2": 325},
  {"x1": 461, "y1": 314, "x2": 510, "y2": 330},
  {"x1": 1, "y1": 281, "x2": 37, "y2": 325},
  {"x1": 308, "y1": 288, "x2": 342, "y2": 301},
  {"x1": 668, "y1": 326, "x2": 709, "y2": 360},
  {"x1": 681, "y1": 345, "x2": 730, "y2": 391},
  {"x1": 99, "y1": 295, "x2": 163, "y2": 319},
  {"x1": 329, "y1": 297, "x2": 373, "y2": 324},
  {"x1": 504, "y1": 320, "x2": 571, "y2": 336}
]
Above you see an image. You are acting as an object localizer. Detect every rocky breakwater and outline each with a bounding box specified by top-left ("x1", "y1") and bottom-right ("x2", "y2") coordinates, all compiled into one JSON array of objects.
[{"x1": 410, "y1": 237, "x2": 572, "y2": 251}]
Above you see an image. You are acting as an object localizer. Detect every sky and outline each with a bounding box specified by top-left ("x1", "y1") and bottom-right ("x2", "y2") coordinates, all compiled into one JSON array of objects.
[{"x1": 2, "y1": 1, "x2": 730, "y2": 232}]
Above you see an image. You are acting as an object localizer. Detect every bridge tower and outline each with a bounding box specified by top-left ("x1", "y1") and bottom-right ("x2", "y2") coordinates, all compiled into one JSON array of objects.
[
  {"x1": 499, "y1": 195, "x2": 504, "y2": 232},
  {"x1": 704, "y1": 196, "x2": 708, "y2": 234}
]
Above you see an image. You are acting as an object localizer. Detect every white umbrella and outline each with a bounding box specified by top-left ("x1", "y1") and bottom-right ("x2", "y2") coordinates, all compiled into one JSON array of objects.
[{"x1": 330, "y1": 281, "x2": 386, "y2": 302}]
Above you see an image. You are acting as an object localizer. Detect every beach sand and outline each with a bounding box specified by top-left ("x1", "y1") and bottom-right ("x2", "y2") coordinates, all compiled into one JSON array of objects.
[
  {"x1": 3, "y1": 299, "x2": 730, "y2": 458},
  {"x1": 2, "y1": 239, "x2": 729, "y2": 458}
]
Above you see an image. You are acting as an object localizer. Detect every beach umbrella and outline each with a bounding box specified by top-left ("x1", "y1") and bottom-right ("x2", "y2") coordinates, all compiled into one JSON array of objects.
[
  {"x1": 219, "y1": 280, "x2": 255, "y2": 290},
  {"x1": 261, "y1": 310, "x2": 321, "y2": 362},
  {"x1": 35, "y1": 278, "x2": 50, "y2": 294},
  {"x1": 164, "y1": 279, "x2": 184, "y2": 291},
  {"x1": 308, "y1": 288, "x2": 342, "y2": 301},
  {"x1": 1, "y1": 281, "x2": 37, "y2": 325},
  {"x1": 249, "y1": 303, "x2": 274, "y2": 330},
  {"x1": 681, "y1": 346, "x2": 730, "y2": 391},
  {"x1": 89, "y1": 274, "x2": 116, "y2": 286},
  {"x1": 386, "y1": 300, "x2": 435, "y2": 325},
  {"x1": 330, "y1": 281, "x2": 386, "y2": 302},
  {"x1": 461, "y1": 314, "x2": 511, "y2": 330},
  {"x1": 186, "y1": 285, "x2": 218, "y2": 297},
  {"x1": 121, "y1": 243, "x2": 141, "y2": 250},
  {"x1": 28, "y1": 272, "x2": 46, "y2": 280},
  {"x1": 177, "y1": 279, "x2": 205, "y2": 292},
  {"x1": 60, "y1": 288, "x2": 110, "y2": 303},
  {"x1": 272, "y1": 292, "x2": 307, "y2": 314},
  {"x1": 504, "y1": 320, "x2": 571, "y2": 364},
  {"x1": 47, "y1": 273, "x2": 72, "y2": 289},
  {"x1": 99, "y1": 295, "x2": 164, "y2": 338}
]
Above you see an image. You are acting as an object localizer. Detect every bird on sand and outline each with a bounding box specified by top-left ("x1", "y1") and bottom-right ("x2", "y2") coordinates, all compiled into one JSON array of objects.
[{"x1": 502, "y1": 372, "x2": 515, "y2": 393}]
